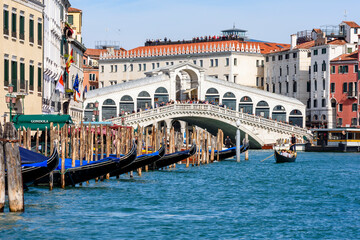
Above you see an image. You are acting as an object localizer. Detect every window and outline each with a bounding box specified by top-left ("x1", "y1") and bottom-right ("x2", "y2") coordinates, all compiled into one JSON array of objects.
[
  {"x1": 313, "y1": 62, "x2": 318, "y2": 72},
  {"x1": 110, "y1": 65, "x2": 113, "y2": 72},
  {"x1": 339, "y1": 104, "x2": 343, "y2": 112},
  {"x1": 226, "y1": 58, "x2": 229, "y2": 66},
  {"x1": 351, "y1": 118, "x2": 357, "y2": 125},
  {"x1": 286, "y1": 65, "x2": 289, "y2": 75},
  {"x1": 279, "y1": 67, "x2": 282, "y2": 76},
  {"x1": 4, "y1": 59, "x2": 9, "y2": 86},
  {"x1": 193, "y1": 60, "x2": 197, "y2": 65},
  {"x1": 355, "y1": 64, "x2": 358, "y2": 73},
  {"x1": 68, "y1": 15, "x2": 73, "y2": 25},
  {"x1": 210, "y1": 59, "x2": 214, "y2": 67},
  {"x1": 12, "y1": 11, "x2": 16, "y2": 38},
  {"x1": 322, "y1": 98, "x2": 326, "y2": 107},
  {"x1": 347, "y1": 48, "x2": 352, "y2": 53},
  {"x1": 234, "y1": 58, "x2": 237, "y2": 66},
  {"x1": 272, "y1": 56, "x2": 275, "y2": 61},
  {"x1": 321, "y1": 48, "x2": 326, "y2": 54},
  {"x1": 138, "y1": 64, "x2": 141, "y2": 71},
  {"x1": 343, "y1": 83, "x2": 347, "y2": 93},
  {"x1": 156, "y1": 63, "x2": 159, "y2": 68},
  {"x1": 338, "y1": 65, "x2": 343, "y2": 73},
  {"x1": 285, "y1": 54, "x2": 289, "y2": 59},
  {"x1": 279, "y1": 82, "x2": 282, "y2": 93},
  {"x1": 11, "y1": 60, "x2": 17, "y2": 92},
  {"x1": 130, "y1": 64, "x2": 133, "y2": 71},
  {"x1": 234, "y1": 75, "x2": 237, "y2": 82},
  {"x1": 322, "y1": 61, "x2": 326, "y2": 71},
  {"x1": 331, "y1": 66, "x2": 335, "y2": 74},
  {"x1": 29, "y1": 65, "x2": 34, "y2": 90},
  {"x1": 200, "y1": 60, "x2": 203, "y2": 67},
  {"x1": 20, "y1": 62, "x2": 25, "y2": 89},
  {"x1": 3, "y1": 8, "x2": 9, "y2": 35},
  {"x1": 286, "y1": 81, "x2": 289, "y2": 93},
  {"x1": 307, "y1": 52, "x2": 311, "y2": 58},
  {"x1": 256, "y1": 60, "x2": 259, "y2": 66},
  {"x1": 322, "y1": 79, "x2": 325, "y2": 90},
  {"x1": 114, "y1": 65, "x2": 117, "y2": 72},
  {"x1": 307, "y1": 81, "x2": 310, "y2": 92},
  {"x1": 343, "y1": 65, "x2": 348, "y2": 73},
  {"x1": 338, "y1": 118, "x2": 343, "y2": 126},
  {"x1": 265, "y1": 57, "x2": 269, "y2": 62},
  {"x1": 330, "y1": 83, "x2": 335, "y2": 93},
  {"x1": 293, "y1": 53, "x2": 297, "y2": 58},
  {"x1": 256, "y1": 77, "x2": 259, "y2": 86},
  {"x1": 294, "y1": 64, "x2": 297, "y2": 74},
  {"x1": 166, "y1": 62, "x2": 169, "y2": 65},
  {"x1": 101, "y1": 66, "x2": 104, "y2": 72},
  {"x1": 215, "y1": 59, "x2": 218, "y2": 67},
  {"x1": 29, "y1": 19, "x2": 34, "y2": 43},
  {"x1": 272, "y1": 84, "x2": 275, "y2": 93},
  {"x1": 37, "y1": 67, "x2": 42, "y2": 92},
  {"x1": 152, "y1": 63, "x2": 155, "y2": 69},
  {"x1": 143, "y1": 63, "x2": 146, "y2": 71},
  {"x1": 355, "y1": 28, "x2": 358, "y2": 34},
  {"x1": 352, "y1": 103, "x2": 357, "y2": 112},
  {"x1": 314, "y1": 80, "x2": 317, "y2": 91},
  {"x1": 278, "y1": 55, "x2": 283, "y2": 60},
  {"x1": 124, "y1": 64, "x2": 127, "y2": 72},
  {"x1": 314, "y1": 49, "x2": 318, "y2": 55},
  {"x1": 38, "y1": 22, "x2": 42, "y2": 45},
  {"x1": 313, "y1": 99, "x2": 317, "y2": 108},
  {"x1": 293, "y1": 81, "x2": 297, "y2": 92},
  {"x1": 225, "y1": 75, "x2": 229, "y2": 81},
  {"x1": 19, "y1": 15, "x2": 24, "y2": 40},
  {"x1": 266, "y1": 84, "x2": 269, "y2": 91}
]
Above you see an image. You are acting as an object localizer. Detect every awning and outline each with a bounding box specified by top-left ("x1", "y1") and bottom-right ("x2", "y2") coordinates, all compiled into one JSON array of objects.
[{"x1": 12, "y1": 114, "x2": 73, "y2": 131}]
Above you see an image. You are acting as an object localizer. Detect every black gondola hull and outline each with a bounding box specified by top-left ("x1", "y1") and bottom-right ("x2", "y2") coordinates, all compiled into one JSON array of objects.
[{"x1": 274, "y1": 150, "x2": 296, "y2": 163}]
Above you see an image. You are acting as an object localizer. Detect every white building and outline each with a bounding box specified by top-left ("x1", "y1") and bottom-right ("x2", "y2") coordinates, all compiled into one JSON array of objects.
[
  {"x1": 42, "y1": 0, "x2": 70, "y2": 114},
  {"x1": 98, "y1": 29, "x2": 289, "y2": 89}
]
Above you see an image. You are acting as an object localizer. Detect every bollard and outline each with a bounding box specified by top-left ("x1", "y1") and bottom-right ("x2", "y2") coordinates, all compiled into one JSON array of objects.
[
  {"x1": 61, "y1": 126, "x2": 66, "y2": 189},
  {"x1": 4, "y1": 122, "x2": 24, "y2": 212},
  {"x1": 245, "y1": 133, "x2": 249, "y2": 161},
  {"x1": 0, "y1": 124, "x2": 5, "y2": 212}
]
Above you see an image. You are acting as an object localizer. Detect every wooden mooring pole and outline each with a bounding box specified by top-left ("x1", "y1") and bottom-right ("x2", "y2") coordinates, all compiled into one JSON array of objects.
[
  {"x1": 4, "y1": 122, "x2": 24, "y2": 212},
  {"x1": 0, "y1": 124, "x2": 5, "y2": 212}
]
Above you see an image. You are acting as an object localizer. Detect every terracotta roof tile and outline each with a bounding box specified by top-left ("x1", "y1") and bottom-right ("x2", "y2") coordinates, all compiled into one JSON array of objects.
[
  {"x1": 342, "y1": 21, "x2": 360, "y2": 28},
  {"x1": 327, "y1": 39, "x2": 347, "y2": 45},
  {"x1": 68, "y1": 7, "x2": 82, "y2": 13},
  {"x1": 313, "y1": 28, "x2": 322, "y2": 33},
  {"x1": 85, "y1": 48, "x2": 107, "y2": 58},
  {"x1": 331, "y1": 50, "x2": 358, "y2": 62}
]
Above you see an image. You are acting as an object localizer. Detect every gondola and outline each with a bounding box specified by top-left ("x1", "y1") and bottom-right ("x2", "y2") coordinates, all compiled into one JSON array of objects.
[
  {"x1": 34, "y1": 141, "x2": 137, "y2": 187},
  {"x1": 110, "y1": 143, "x2": 166, "y2": 177},
  {"x1": 5, "y1": 146, "x2": 59, "y2": 186},
  {"x1": 150, "y1": 143, "x2": 197, "y2": 170},
  {"x1": 215, "y1": 142, "x2": 250, "y2": 161},
  {"x1": 274, "y1": 149, "x2": 297, "y2": 163}
]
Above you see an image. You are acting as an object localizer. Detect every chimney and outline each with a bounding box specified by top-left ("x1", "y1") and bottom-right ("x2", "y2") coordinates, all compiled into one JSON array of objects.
[{"x1": 290, "y1": 34, "x2": 297, "y2": 49}]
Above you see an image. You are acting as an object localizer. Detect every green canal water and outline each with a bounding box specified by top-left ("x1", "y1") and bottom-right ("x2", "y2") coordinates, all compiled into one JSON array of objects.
[{"x1": 1, "y1": 151, "x2": 360, "y2": 239}]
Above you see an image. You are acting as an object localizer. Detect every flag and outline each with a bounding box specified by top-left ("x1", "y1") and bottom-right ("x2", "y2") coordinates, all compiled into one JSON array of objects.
[
  {"x1": 55, "y1": 74, "x2": 65, "y2": 93},
  {"x1": 73, "y1": 74, "x2": 79, "y2": 93},
  {"x1": 66, "y1": 49, "x2": 74, "y2": 74},
  {"x1": 74, "y1": 92, "x2": 78, "y2": 102}
]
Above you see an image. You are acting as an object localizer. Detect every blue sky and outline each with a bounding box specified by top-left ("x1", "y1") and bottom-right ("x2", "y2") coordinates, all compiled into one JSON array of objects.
[{"x1": 70, "y1": 0, "x2": 360, "y2": 50}]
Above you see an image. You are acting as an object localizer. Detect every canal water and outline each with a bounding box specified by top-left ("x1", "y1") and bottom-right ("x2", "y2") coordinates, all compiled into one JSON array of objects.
[{"x1": 1, "y1": 151, "x2": 360, "y2": 239}]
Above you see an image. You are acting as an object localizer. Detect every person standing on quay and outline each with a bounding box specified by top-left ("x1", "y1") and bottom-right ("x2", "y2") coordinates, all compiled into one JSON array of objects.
[{"x1": 290, "y1": 134, "x2": 296, "y2": 152}]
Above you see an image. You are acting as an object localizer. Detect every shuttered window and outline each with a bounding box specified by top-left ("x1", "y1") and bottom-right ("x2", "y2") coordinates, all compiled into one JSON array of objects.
[
  {"x1": 37, "y1": 22, "x2": 42, "y2": 45},
  {"x1": 20, "y1": 62, "x2": 25, "y2": 89},
  {"x1": 3, "y1": 9, "x2": 9, "y2": 35},
  {"x1": 37, "y1": 67, "x2": 42, "y2": 92},
  {"x1": 11, "y1": 60, "x2": 17, "y2": 92},
  {"x1": 20, "y1": 15, "x2": 24, "y2": 40},
  {"x1": 29, "y1": 19, "x2": 34, "y2": 43},
  {"x1": 29, "y1": 65, "x2": 34, "y2": 91},
  {"x1": 4, "y1": 59, "x2": 9, "y2": 86},
  {"x1": 11, "y1": 13, "x2": 16, "y2": 37}
]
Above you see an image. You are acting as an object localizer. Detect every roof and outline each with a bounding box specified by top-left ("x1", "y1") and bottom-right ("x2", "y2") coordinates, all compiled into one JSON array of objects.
[
  {"x1": 85, "y1": 48, "x2": 107, "y2": 58},
  {"x1": 326, "y1": 39, "x2": 347, "y2": 45},
  {"x1": 265, "y1": 40, "x2": 315, "y2": 54},
  {"x1": 222, "y1": 28, "x2": 247, "y2": 32},
  {"x1": 342, "y1": 21, "x2": 360, "y2": 28},
  {"x1": 331, "y1": 50, "x2": 358, "y2": 62},
  {"x1": 126, "y1": 40, "x2": 289, "y2": 55},
  {"x1": 313, "y1": 28, "x2": 322, "y2": 33},
  {"x1": 68, "y1": 7, "x2": 82, "y2": 13}
]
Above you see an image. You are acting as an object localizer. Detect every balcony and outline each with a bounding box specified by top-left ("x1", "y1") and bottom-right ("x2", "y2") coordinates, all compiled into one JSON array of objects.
[{"x1": 347, "y1": 91, "x2": 358, "y2": 99}]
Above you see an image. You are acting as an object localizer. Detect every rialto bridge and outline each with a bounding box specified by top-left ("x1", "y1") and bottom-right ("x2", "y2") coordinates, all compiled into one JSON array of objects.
[{"x1": 84, "y1": 62, "x2": 310, "y2": 148}]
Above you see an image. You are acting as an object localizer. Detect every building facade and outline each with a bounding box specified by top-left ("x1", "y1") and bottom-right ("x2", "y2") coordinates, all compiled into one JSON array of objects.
[
  {"x1": 330, "y1": 50, "x2": 359, "y2": 127},
  {"x1": 43, "y1": 0, "x2": 70, "y2": 114},
  {"x1": 1, "y1": 0, "x2": 44, "y2": 122}
]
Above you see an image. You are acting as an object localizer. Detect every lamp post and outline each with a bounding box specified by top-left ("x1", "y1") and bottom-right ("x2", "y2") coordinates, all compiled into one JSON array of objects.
[
  {"x1": 236, "y1": 119, "x2": 241, "y2": 162},
  {"x1": 5, "y1": 84, "x2": 17, "y2": 122},
  {"x1": 93, "y1": 100, "x2": 99, "y2": 122}
]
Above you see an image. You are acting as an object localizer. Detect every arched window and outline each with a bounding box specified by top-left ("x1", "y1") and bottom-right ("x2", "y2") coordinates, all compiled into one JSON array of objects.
[
  {"x1": 313, "y1": 115, "x2": 318, "y2": 121},
  {"x1": 137, "y1": 91, "x2": 152, "y2": 110},
  {"x1": 222, "y1": 92, "x2": 236, "y2": 110},
  {"x1": 102, "y1": 99, "x2": 117, "y2": 120},
  {"x1": 272, "y1": 105, "x2": 286, "y2": 122},
  {"x1": 240, "y1": 96, "x2": 252, "y2": 102},
  {"x1": 154, "y1": 87, "x2": 169, "y2": 105},
  {"x1": 289, "y1": 109, "x2": 303, "y2": 127},
  {"x1": 205, "y1": 88, "x2": 219, "y2": 104},
  {"x1": 119, "y1": 95, "x2": 134, "y2": 114},
  {"x1": 239, "y1": 96, "x2": 253, "y2": 114},
  {"x1": 84, "y1": 103, "x2": 94, "y2": 121},
  {"x1": 255, "y1": 101, "x2": 270, "y2": 118}
]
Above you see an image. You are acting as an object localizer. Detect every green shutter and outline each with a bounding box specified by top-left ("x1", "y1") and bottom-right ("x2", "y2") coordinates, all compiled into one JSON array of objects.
[
  {"x1": 12, "y1": 13, "x2": 16, "y2": 33},
  {"x1": 38, "y1": 22, "x2": 42, "y2": 43},
  {"x1": 37, "y1": 67, "x2": 42, "y2": 92},
  {"x1": 29, "y1": 19, "x2": 34, "y2": 42},
  {"x1": 3, "y1": 10, "x2": 9, "y2": 31},
  {"x1": 20, "y1": 63, "x2": 25, "y2": 89},
  {"x1": 20, "y1": 15, "x2": 24, "y2": 39},
  {"x1": 4, "y1": 59, "x2": 9, "y2": 86},
  {"x1": 29, "y1": 65, "x2": 34, "y2": 90},
  {"x1": 11, "y1": 61, "x2": 17, "y2": 92}
]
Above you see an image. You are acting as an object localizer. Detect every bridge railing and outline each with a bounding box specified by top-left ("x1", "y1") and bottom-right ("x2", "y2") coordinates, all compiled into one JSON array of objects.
[{"x1": 107, "y1": 103, "x2": 310, "y2": 136}]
